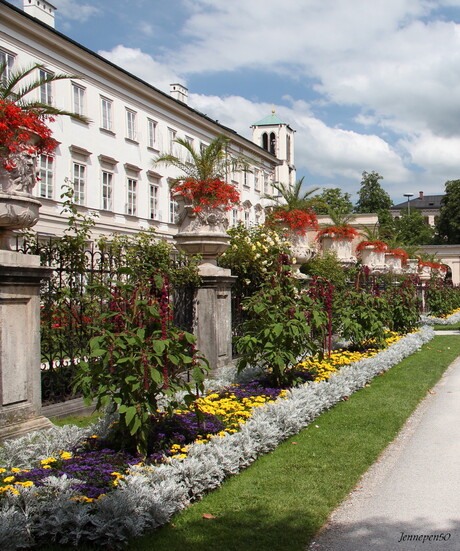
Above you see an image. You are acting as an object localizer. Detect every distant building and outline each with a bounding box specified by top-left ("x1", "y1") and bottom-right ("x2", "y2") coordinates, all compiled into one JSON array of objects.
[
  {"x1": 390, "y1": 191, "x2": 443, "y2": 227},
  {"x1": 0, "y1": 0, "x2": 294, "y2": 241}
]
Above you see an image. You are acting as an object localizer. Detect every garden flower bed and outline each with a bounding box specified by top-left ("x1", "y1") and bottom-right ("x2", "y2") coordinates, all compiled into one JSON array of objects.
[
  {"x1": 420, "y1": 308, "x2": 460, "y2": 325},
  {"x1": 0, "y1": 327, "x2": 434, "y2": 550}
]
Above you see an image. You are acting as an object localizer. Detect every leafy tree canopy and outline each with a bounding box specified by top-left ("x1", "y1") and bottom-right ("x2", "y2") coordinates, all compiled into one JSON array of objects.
[
  {"x1": 393, "y1": 209, "x2": 435, "y2": 246},
  {"x1": 354, "y1": 171, "x2": 393, "y2": 214},
  {"x1": 435, "y1": 179, "x2": 460, "y2": 244},
  {"x1": 312, "y1": 187, "x2": 354, "y2": 215}
]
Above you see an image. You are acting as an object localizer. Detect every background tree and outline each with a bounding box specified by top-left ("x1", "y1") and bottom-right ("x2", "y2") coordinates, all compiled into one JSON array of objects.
[
  {"x1": 435, "y1": 180, "x2": 460, "y2": 244},
  {"x1": 354, "y1": 171, "x2": 393, "y2": 214},
  {"x1": 393, "y1": 209, "x2": 434, "y2": 246},
  {"x1": 312, "y1": 187, "x2": 353, "y2": 215}
]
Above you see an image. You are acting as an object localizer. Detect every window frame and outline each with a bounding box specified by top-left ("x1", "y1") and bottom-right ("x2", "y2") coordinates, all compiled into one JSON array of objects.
[
  {"x1": 39, "y1": 68, "x2": 53, "y2": 105},
  {"x1": 38, "y1": 154, "x2": 54, "y2": 199},
  {"x1": 72, "y1": 83, "x2": 86, "y2": 117},
  {"x1": 72, "y1": 162, "x2": 86, "y2": 206},
  {"x1": 126, "y1": 178, "x2": 137, "y2": 216},
  {"x1": 126, "y1": 109, "x2": 137, "y2": 141},
  {"x1": 100, "y1": 96, "x2": 113, "y2": 131},
  {"x1": 101, "y1": 170, "x2": 113, "y2": 211}
]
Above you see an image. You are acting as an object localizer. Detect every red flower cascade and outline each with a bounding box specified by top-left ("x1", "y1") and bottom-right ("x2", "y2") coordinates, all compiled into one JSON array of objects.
[
  {"x1": 316, "y1": 225, "x2": 359, "y2": 240},
  {"x1": 356, "y1": 240, "x2": 388, "y2": 253},
  {"x1": 0, "y1": 99, "x2": 58, "y2": 171},
  {"x1": 272, "y1": 209, "x2": 318, "y2": 235},
  {"x1": 171, "y1": 177, "x2": 240, "y2": 212}
]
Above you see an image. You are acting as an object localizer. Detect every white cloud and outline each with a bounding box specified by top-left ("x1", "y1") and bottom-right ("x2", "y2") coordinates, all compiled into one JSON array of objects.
[
  {"x1": 53, "y1": 0, "x2": 100, "y2": 22},
  {"x1": 189, "y1": 93, "x2": 409, "y2": 193},
  {"x1": 98, "y1": 45, "x2": 184, "y2": 94}
]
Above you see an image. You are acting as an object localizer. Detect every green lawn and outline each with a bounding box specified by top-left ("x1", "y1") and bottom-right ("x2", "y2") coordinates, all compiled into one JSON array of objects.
[{"x1": 39, "y1": 335, "x2": 460, "y2": 551}]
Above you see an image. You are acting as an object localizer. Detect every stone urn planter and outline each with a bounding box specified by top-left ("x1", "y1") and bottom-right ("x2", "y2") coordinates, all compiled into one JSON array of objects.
[
  {"x1": 418, "y1": 264, "x2": 432, "y2": 280},
  {"x1": 173, "y1": 195, "x2": 231, "y2": 266},
  {"x1": 320, "y1": 235, "x2": 355, "y2": 265},
  {"x1": 359, "y1": 245, "x2": 387, "y2": 274},
  {"x1": 406, "y1": 258, "x2": 419, "y2": 275},
  {"x1": 285, "y1": 230, "x2": 316, "y2": 278},
  {"x1": 0, "y1": 152, "x2": 41, "y2": 250},
  {"x1": 384, "y1": 253, "x2": 402, "y2": 274}
]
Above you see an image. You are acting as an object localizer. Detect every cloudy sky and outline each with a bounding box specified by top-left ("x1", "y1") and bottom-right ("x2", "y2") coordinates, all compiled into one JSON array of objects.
[{"x1": 12, "y1": 0, "x2": 460, "y2": 202}]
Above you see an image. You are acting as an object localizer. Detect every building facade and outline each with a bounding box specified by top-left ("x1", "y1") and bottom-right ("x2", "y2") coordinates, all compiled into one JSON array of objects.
[{"x1": 1, "y1": 0, "x2": 293, "y2": 241}]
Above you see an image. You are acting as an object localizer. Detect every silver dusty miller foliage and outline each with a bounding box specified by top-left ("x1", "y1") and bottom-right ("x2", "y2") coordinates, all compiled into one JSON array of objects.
[{"x1": 0, "y1": 326, "x2": 434, "y2": 549}]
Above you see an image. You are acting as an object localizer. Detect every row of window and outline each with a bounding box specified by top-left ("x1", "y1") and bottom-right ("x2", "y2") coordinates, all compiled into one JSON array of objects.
[
  {"x1": 37, "y1": 154, "x2": 263, "y2": 227},
  {"x1": 38, "y1": 155, "x2": 166, "y2": 221}
]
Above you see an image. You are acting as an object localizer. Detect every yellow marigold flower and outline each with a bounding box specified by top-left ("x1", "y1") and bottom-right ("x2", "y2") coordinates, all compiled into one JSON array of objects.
[
  {"x1": 40, "y1": 457, "x2": 57, "y2": 465},
  {"x1": 0, "y1": 468, "x2": 6, "y2": 474},
  {"x1": 3, "y1": 476, "x2": 15, "y2": 483},
  {"x1": 10, "y1": 468, "x2": 21, "y2": 473},
  {"x1": 59, "y1": 451, "x2": 72, "y2": 460},
  {"x1": 14, "y1": 481, "x2": 34, "y2": 487},
  {"x1": 42, "y1": 465, "x2": 52, "y2": 470}
]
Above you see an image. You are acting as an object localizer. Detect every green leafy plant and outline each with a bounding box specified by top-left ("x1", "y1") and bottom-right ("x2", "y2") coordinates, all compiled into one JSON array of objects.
[
  {"x1": 74, "y1": 272, "x2": 208, "y2": 457},
  {"x1": 235, "y1": 262, "x2": 327, "y2": 386}
]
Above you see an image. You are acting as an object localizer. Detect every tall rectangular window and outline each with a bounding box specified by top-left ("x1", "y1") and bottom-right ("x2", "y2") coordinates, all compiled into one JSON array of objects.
[
  {"x1": 126, "y1": 109, "x2": 136, "y2": 141},
  {"x1": 101, "y1": 171, "x2": 113, "y2": 211},
  {"x1": 0, "y1": 49, "x2": 14, "y2": 84},
  {"x1": 73, "y1": 162, "x2": 85, "y2": 205},
  {"x1": 254, "y1": 169, "x2": 260, "y2": 192},
  {"x1": 126, "y1": 178, "x2": 137, "y2": 216},
  {"x1": 72, "y1": 84, "x2": 85, "y2": 117},
  {"x1": 149, "y1": 183, "x2": 159, "y2": 220},
  {"x1": 168, "y1": 128, "x2": 177, "y2": 154},
  {"x1": 39, "y1": 155, "x2": 53, "y2": 199},
  {"x1": 147, "y1": 119, "x2": 157, "y2": 148},
  {"x1": 169, "y1": 194, "x2": 178, "y2": 224},
  {"x1": 101, "y1": 97, "x2": 113, "y2": 131},
  {"x1": 232, "y1": 208, "x2": 238, "y2": 227},
  {"x1": 39, "y1": 68, "x2": 53, "y2": 105}
]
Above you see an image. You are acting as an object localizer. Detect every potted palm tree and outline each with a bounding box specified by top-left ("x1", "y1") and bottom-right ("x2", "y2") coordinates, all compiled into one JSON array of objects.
[
  {"x1": 0, "y1": 62, "x2": 88, "y2": 249},
  {"x1": 154, "y1": 135, "x2": 244, "y2": 264},
  {"x1": 264, "y1": 177, "x2": 319, "y2": 276}
]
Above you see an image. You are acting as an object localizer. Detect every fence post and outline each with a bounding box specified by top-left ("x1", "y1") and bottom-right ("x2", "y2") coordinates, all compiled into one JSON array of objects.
[{"x1": 0, "y1": 250, "x2": 53, "y2": 441}]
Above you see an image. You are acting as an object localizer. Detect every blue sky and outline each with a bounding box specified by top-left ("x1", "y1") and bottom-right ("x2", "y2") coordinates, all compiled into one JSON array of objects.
[{"x1": 11, "y1": 0, "x2": 460, "y2": 203}]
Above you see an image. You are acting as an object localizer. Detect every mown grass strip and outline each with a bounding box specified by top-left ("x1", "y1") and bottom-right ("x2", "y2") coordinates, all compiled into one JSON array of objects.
[
  {"x1": 433, "y1": 321, "x2": 460, "y2": 330},
  {"x1": 121, "y1": 335, "x2": 460, "y2": 551}
]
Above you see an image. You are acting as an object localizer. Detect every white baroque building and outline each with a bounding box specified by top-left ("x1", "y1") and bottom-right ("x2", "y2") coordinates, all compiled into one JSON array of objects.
[{"x1": 0, "y1": 0, "x2": 296, "y2": 241}]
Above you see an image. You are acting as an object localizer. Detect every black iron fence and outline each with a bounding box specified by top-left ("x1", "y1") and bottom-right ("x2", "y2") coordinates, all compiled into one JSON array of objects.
[{"x1": 17, "y1": 239, "x2": 196, "y2": 405}]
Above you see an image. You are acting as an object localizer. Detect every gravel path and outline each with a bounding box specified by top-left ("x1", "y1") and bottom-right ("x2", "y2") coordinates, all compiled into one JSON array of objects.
[{"x1": 307, "y1": 346, "x2": 460, "y2": 551}]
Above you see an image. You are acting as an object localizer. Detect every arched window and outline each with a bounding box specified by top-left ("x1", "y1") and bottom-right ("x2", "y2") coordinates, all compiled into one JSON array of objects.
[
  {"x1": 269, "y1": 132, "x2": 276, "y2": 155},
  {"x1": 262, "y1": 132, "x2": 268, "y2": 151}
]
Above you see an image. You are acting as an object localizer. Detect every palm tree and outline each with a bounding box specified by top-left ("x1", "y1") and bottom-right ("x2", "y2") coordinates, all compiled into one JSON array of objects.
[
  {"x1": 0, "y1": 62, "x2": 89, "y2": 122},
  {"x1": 264, "y1": 176, "x2": 320, "y2": 212},
  {"x1": 154, "y1": 135, "x2": 247, "y2": 183}
]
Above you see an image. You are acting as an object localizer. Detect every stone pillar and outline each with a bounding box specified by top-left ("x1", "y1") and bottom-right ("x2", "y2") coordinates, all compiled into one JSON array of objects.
[
  {"x1": 0, "y1": 251, "x2": 53, "y2": 441},
  {"x1": 194, "y1": 263, "x2": 236, "y2": 370}
]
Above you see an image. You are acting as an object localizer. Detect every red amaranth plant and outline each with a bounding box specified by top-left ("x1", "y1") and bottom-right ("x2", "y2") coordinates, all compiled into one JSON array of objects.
[
  {"x1": 0, "y1": 99, "x2": 57, "y2": 170},
  {"x1": 272, "y1": 208, "x2": 318, "y2": 235},
  {"x1": 171, "y1": 177, "x2": 240, "y2": 211}
]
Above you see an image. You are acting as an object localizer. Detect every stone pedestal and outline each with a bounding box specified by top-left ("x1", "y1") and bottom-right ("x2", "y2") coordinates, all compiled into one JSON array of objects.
[
  {"x1": 385, "y1": 253, "x2": 402, "y2": 274},
  {"x1": 194, "y1": 263, "x2": 236, "y2": 371},
  {"x1": 0, "y1": 251, "x2": 53, "y2": 441}
]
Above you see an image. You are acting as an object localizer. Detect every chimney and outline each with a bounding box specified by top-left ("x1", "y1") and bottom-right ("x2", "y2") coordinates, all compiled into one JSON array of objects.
[
  {"x1": 419, "y1": 191, "x2": 424, "y2": 199},
  {"x1": 23, "y1": 0, "x2": 56, "y2": 28},
  {"x1": 170, "y1": 83, "x2": 188, "y2": 105}
]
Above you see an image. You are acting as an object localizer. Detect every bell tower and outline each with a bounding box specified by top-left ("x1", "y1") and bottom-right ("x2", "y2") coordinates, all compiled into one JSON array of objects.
[{"x1": 251, "y1": 110, "x2": 296, "y2": 186}]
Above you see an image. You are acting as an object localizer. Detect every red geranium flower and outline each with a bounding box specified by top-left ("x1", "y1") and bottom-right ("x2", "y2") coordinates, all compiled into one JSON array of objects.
[{"x1": 171, "y1": 178, "x2": 240, "y2": 211}]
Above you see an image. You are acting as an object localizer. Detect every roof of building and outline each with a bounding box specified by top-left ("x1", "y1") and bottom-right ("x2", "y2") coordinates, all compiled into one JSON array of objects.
[
  {"x1": 252, "y1": 111, "x2": 287, "y2": 127},
  {"x1": 390, "y1": 194, "x2": 444, "y2": 210},
  {"x1": 1, "y1": 0, "x2": 278, "y2": 161}
]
